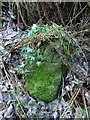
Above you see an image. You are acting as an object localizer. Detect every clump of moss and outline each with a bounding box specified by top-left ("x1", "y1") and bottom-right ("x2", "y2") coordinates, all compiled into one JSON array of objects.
[
  {"x1": 20, "y1": 24, "x2": 77, "y2": 102},
  {"x1": 25, "y1": 62, "x2": 62, "y2": 102},
  {"x1": 25, "y1": 44, "x2": 64, "y2": 102}
]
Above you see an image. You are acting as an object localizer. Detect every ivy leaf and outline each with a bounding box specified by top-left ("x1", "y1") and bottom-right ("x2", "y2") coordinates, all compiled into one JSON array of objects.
[
  {"x1": 24, "y1": 38, "x2": 30, "y2": 43},
  {"x1": 30, "y1": 56, "x2": 35, "y2": 61},
  {"x1": 32, "y1": 24, "x2": 37, "y2": 29},
  {"x1": 20, "y1": 62, "x2": 25, "y2": 68},
  {"x1": 22, "y1": 33, "x2": 26, "y2": 38},
  {"x1": 30, "y1": 61, "x2": 33, "y2": 64},
  {"x1": 60, "y1": 29, "x2": 65, "y2": 37},
  {"x1": 27, "y1": 46, "x2": 33, "y2": 53},
  {"x1": 52, "y1": 23, "x2": 58, "y2": 29},
  {"x1": 36, "y1": 61, "x2": 41, "y2": 66},
  {"x1": 38, "y1": 55, "x2": 44, "y2": 60},
  {"x1": 45, "y1": 27, "x2": 50, "y2": 34},
  {"x1": 22, "y1": 46, "x2": 27, "y2": 51},
  {"x1": 28, "y1": 30, "x2": 34, "y2": 36}
]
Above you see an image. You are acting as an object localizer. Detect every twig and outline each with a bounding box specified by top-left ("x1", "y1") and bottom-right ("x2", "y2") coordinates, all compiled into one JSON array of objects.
[
  {"x1": 66, "y1": 4, "x2": 88, "y2": 26},
  {"x1": 60, "y1": 85, "x2": 81, "y2": 118},
  {"x1": 82, "y1": 89, "x2": 89, "y2": 119}
]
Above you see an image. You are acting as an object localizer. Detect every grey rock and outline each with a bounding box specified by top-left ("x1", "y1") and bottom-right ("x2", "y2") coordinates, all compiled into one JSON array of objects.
[
  {"x1": 27, "y1": 108, "x2": 32, "y2": 117},
  {"x1": 20, "y1": 93, "x2": 31, "y2": 104},
  {"x1": 52, "y1": 111, "x2": 58, "y2": 119},
  {"x1": 0, "y1": 109, "x2": 6, "y2": 119},
  {"x1": 0, "y1": 84, "x2": 5, "y2": 91},
  {"x1": 0, "y1": 92, "x2": 3, "y2": 110},
  {"x1": 28, "y1": 97, "x2": 36, "y2": 104},
  {"x1": 31, "y1": 106, "x2": 37, "y2": 115},
  {"x1": 4, "y1": 104, "x2": 16, "y2": 119},
  {"x1": 17, "y1": 81, "x2": 22, "y2": 88},
  {"x1": 49, "y1": 99, "x2": 58, "y2": 111},
  {"x1": 85, "y1": 92, "x2": 90, "y2": 105},
  {"x1": 2, "y1": 91, "x2": 12, "y2": 104}
]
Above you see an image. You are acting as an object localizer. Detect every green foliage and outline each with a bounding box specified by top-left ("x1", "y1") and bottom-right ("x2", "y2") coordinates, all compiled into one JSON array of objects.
[
  {"x1": 19, "y1": 23, "x2": 78, "y2": 102},
  {"x1": 75, "y1": 107, "x2": 88, "y2": 118},
  {"x1": 13, "y1": 89, "x2": 27, "y2": 117},
  {"x1": 25, "y1": 62, "x2": 62, "y2": 102},
  {"x1": 21, "y1": 23, "x2": 77, "y2": 64},
  {"x1": 24, "y1": 43, "x2": 64, "y2": 102}
]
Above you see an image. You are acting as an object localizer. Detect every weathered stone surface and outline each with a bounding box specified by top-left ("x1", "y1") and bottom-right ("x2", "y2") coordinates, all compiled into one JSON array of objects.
[{"x1": 25, "y1": 44, "x2": 66, "y2": 102}]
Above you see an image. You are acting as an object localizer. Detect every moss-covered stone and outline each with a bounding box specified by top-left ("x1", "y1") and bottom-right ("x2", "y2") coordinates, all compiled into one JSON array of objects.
[{"x1": 25, "y1": 44, "x2": 65, "y2": 102}]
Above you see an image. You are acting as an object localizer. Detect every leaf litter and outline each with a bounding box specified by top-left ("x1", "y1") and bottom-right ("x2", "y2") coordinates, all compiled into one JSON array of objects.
[{"x1": 0, "y1": 9, "x2": 90, "y2": 119}]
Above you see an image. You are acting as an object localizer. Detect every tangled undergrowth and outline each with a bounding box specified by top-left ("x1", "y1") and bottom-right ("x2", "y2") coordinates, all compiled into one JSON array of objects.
[
  {"x1": 0, "y1": 3, "x2": 90, "y2": 118},
  {"x1": 14, "y1": 23, "x2": 79, "y2": 101},
  {"x1": 11, "y1": 23, "x2": 90, "y2": 118},
  {"x1": 0, "y1": 24, "x2": 89, "y2": 119}
]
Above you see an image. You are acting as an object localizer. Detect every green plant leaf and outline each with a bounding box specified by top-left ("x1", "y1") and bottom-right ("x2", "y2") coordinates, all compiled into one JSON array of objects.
[
  {"x1": 22, "y1": 46, "x2": 27, "y2": 51},
  {"x1": 28, "y1": 30, "x2": 34, "y2": 36},
  {"x1": 36, "y1": 61, "x2": 41, "y2": 66},
  {"x1": 27, "y1": 46, "x2": 33, "y2": 53},
  {"x1": 38, "y1": 55, "x2": 44, "y2": 60},
  {"x1": 30, "y1": 56, "x2": 35, "y2": 61},
  {"x1": 20, "y1": 62, "x2": 25, "y2": 68}
]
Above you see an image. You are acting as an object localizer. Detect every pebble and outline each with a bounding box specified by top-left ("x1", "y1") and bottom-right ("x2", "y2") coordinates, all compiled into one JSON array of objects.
[
  {"x1": 49, "y1": 99, "x2": 58, "y2": 111},
  {"x1": 0, "y1": 109, "x2": 6, "y2": 119},
  {"x1": 4, "y1": 104, "x2": 16, "y2": 119},
  {"x1": 2, "y1": 91, "x2": 12, "y2": 104},
  {"x1": 52, "y1": 111, "x2": 58, "y2": 119},
  {"x1": 27, "y1": 108, "x2": 32, "y2": 116},
  {"x1": 85, "y1": 92, "x2": 90, "y2": 105},
  {"x1": 31, "y1": 106, "x2": 37, "y2": 115},
  {"x1": 21, "y1": 94, "x2": 31, "y2": 104}
]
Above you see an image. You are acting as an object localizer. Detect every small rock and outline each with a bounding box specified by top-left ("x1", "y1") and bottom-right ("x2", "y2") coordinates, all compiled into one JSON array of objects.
[
  {"x1": 4, "y1": 104, "x2": 16, "y2": 119},
  {"x1": 31, "y1": 106, "x2": 37, "y2": 115},
  {"x1": 28, "y1": 97, "x2": 36, "y2": 104},
  {"x1": 49, "y1": 99, "x2": 58, "y2": 111},
  {"x1": 17, "y1": 81, "x2": 22, "y2": 88},
  {"x1": 27, "y1": 108, "x2": 32, "y2": 117},
  {"x1": 2, "y1": 91, "x2": 12, "y2": 104},
  {"x1": 0, "y1": 109, "x2": 6, "y2": 119},
  {"x1": 20, "y1": 94, "x2": 31, "y2": 104},
  {"x1": 0, "y1": 84, "x2": 5, "y2": 91},
  {"x1": 0, "y1": 92, "x2": 3, "y2": 110},
  {"x1": 85, "y1": 92, "x2": 90, "y2": 105},
  {"x1": 31, "y1": 24, "x2": 37, "y2": 30},
  {"x1": 52, "y1": 111, "x2": 58, "y2": 119},
  {"x1": 5, "y1": 80, "x2": 11, "y2": 90}
]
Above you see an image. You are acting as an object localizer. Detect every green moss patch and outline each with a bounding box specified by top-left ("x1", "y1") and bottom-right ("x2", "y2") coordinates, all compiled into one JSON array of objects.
[
  {"x1": 25, "y1": 44, "x2": 65, "y2": 102},
  {"x1": 25, "y1": 62, "x2": 62, "y2": 102},
  {"x1": 19, "y1": 24, "x2": 77, "y2": 102}
]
